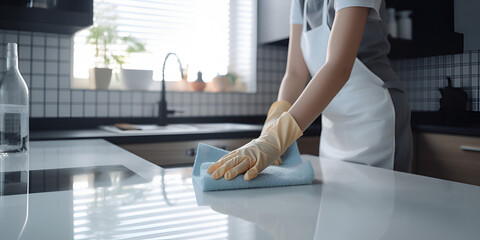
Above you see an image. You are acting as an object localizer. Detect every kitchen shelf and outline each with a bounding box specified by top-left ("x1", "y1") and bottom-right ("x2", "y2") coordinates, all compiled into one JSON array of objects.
[
  {"x1": 386, "y1": 0, "x2": 464, "y2": 59},
  {"x1": 0, "y1": 2, "x2": 93, "y2": 34}
]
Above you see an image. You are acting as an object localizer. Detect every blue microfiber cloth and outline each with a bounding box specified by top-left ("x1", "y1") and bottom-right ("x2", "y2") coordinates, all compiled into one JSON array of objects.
[{"x1": 192, "y1": 142, "x2": 314, "y2": 191}]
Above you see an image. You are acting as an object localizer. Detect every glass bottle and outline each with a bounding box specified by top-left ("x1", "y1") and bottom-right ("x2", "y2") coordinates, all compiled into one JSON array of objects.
[{"x1": 0, "y1": 43, "x2": 29, "y2": 153}]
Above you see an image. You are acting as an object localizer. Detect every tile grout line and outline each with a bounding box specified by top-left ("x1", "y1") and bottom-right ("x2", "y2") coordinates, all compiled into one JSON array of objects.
[
  {"x1": 43, "y1": 33, "x2": 47, "y2": 117},
  {"x1": 57, "y1": 34, "x2": 61, "y2": 117}
]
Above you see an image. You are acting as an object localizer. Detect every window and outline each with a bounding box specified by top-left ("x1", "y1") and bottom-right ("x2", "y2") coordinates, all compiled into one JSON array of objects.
[{"x1": 73, "y1": 0, "x2": 257, "y2": 92}]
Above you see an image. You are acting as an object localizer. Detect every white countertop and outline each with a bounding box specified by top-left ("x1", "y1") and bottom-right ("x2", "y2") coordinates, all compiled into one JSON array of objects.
[{"x1": 1, "y1": 139, "x2": 479, "y2": 240}]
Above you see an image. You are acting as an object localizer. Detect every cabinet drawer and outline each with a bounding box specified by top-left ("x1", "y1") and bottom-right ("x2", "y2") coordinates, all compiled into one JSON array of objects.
[
  {"x1": 297, "y1": 136, "x2": 319, "y2": 156},
  {"x1": 118, "y1": 136, "x2": 320, "y2": 167},
  {"x1": 417, "y1": 133, "x2": 480, "y2": 186},
  {"x1": 119, "y1": 139, "x2": 252, "y2": 167}
]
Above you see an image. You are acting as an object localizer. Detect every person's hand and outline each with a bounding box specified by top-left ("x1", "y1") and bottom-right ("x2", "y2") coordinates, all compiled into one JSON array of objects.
[
  {"x1": 261, "y1": 101, "x2": 292, "y2": 165},
  {"x1": 207, "y1": 112, "x2": 302, "y2": 181}
]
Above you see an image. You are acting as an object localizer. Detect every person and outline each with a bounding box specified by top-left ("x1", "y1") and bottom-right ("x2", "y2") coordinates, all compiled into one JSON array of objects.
[{"x1": 208, "y1": 0, "x2": 413, "y2": 181}]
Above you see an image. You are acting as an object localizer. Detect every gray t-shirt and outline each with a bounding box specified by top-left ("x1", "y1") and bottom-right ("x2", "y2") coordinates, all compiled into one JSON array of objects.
[{"x1": 291, "y1": 0, "x2": 399, "y2": 84}]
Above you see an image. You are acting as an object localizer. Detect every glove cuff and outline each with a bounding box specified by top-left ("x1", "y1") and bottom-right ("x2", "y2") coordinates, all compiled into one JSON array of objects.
[
  {"x1": 262, "y1": 101, "x2": 292, "y2": 135},
  {"x1": 262, "y1": 111, "x2": 303, "y2": 153}
]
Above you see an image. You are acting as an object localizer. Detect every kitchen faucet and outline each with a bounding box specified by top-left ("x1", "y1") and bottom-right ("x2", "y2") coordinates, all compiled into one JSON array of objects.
[{"x1": 158, "y1": 53, "x2": 184, "y2": 126}]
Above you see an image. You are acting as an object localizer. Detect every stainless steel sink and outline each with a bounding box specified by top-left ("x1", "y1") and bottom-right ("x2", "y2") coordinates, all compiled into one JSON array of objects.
[{"x1": 100, "y1": 123, "x2": 262, "y2": 135}]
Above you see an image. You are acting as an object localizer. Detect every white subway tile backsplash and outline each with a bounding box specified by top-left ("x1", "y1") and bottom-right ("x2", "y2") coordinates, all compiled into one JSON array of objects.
[
  {"x1": 18, "y1": 46, "x2": 31, "y2": 59},
  {"x1": 46, "y1": 62, "x2": 58, "y2": 74},
  {"x1": 85, "y1": 90, "x2": 96, "y2": 103},
  {"x1": 143, "y1": 104, "x2": 155, "y2": 117},
  {"x1": 18, "y1": 60, "x2": 30, "y2": 74},
  {"x1": 121, "y1": 92, "x2": 132, "y2": 103},
  {"x1": 59, "y1": 36, "x2": 71, "y2": 48},
  {"x1": 31, "y1": 103, "x2": 44, "y2": 117},
  {"x1": 32, "y1": 61, "x2": 44, "y2": 74},
  {"x1": 46, "y1": 76, "x2": 58, "y2": 88},
  {"x1": 59, "y1": 90, "x2": 70, "y2": 103},
  {"x1": 132, "y1": 105, "x2": 142, "y2": 117},
  {"x1": 96, "y1": 104, "x2": 108, "y2": 117},
  {"x1": 5, "y1": 33, "x2": 18, "y2": 43},
  {"x1": 19, "y1": 34, "x2": 31, "y2": 45},
  {"x1": 32, "y1": 46, "x2": 45, "y2": 60},
  {"x1": 45, "y1": 104, "x2": 57, "y2": 117},
  {"x1": 71, "y1": 90, "x2": 83, "y2": 103},
  {"x1": 46, "y1": 34, "x2": 59, "y2": 47},
  {"x1": 59, "y1": 62, "x2": 70, "y2": 75},
  {"x1": 108, "y1": 104, "x2": 120, "y2": 117},
  {"x1": 23, "y1": 75, "x2": 31, "y2": 87},
  {"x1": 96, "y1": 91, "x2": 108, "y2": 103},
  {"x1": 121, "y1": 105, "x2": 132, "y2": 117},
  {"x1": 59, "y1": 104, "x2": 70, "y2": 117},
  {"x1": 46, "y1": 48, "x2": 59, "y2": 61},
  {"x1": 59, "y1": 76, "x2": 70, "y2": 89},
  {"x1": 109, "y1": 91, "x2": 120, "y2": 103},
  {"x1": 32, "y1": 33, "x2": 45, "y2": 46},
  {"x1": 59, "y1": 48, "x2": 70, "y2": 61},
  {"x1": 84, "y1": 104, "x2": 96, "y2": 117},
  {"x1": 71, "y1": 104, "x2": 83, "y2": 117},
  {"x1": 31, "y1": 89, "x2": 44, "y2": 103},
  {"x1": 7, "y1": 28, "x2": 479, "y2": 119},
  {"x1": 45, "y1": 90, "x2": 57, "y2": 103},
  {"x1": 132, "y1": 92, "x2": 142, "y2": 103}
]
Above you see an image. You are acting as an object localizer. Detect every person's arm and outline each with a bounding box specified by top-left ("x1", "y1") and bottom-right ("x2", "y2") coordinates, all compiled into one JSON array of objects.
[
  {"x1": 258, "y1": 23, "x2": 310, "y2": 166},
  {"x1": 277, "y1": 24, "x2": 311, "y2": 104},
  {"x1": 289, "y1": 7, "x2": 369, "y2": 131},
  {"x1": 208, "y1": 7, "x2": 370, "y2": 181}
]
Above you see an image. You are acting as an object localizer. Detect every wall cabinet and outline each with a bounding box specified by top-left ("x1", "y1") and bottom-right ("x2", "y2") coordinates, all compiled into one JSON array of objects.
[
  {"x1": 415, "y1": 132, "x2": 480, "y2": 186},
  {"x1": 0, "y1": 0, "x2": 93, "y2": 34},
  {"x1": 257, "y1": 0, "x2": 464, "y2": 58},
  {"x1": 386, "y1": 0, "x2": 463, "y2": 59},
  {"x1": 258, "y1": 0, "x2": 290, "y2": 45}
]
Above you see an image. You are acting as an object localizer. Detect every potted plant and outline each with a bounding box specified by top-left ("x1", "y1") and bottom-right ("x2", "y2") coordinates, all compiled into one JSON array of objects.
[
  {"x1": 86, "y1": 24, "x2": 148, "y2": 90},
  {"x1": 86, "y1": 1, "x2": 148, "y2": 90},
  {"x1": 116, "y1": 37, "x2": 153, "y2": 91},
  {"x1": 86, "y1": 24, "x2": 116, "y2": 90}
]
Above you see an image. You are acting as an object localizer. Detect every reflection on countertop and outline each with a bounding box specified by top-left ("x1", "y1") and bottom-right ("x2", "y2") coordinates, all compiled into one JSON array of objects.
[{"x1": 1, "y1": 139, "x2": 479, "y2": 239}]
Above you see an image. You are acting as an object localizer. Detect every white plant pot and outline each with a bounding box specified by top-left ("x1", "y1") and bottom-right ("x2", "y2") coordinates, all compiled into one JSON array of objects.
[
  {"x1": 89, "y1": 68, "x2": 112, "y2": 90},
  {"x1": 120, "y1": 68, "x2": 153, "y2": 90}
]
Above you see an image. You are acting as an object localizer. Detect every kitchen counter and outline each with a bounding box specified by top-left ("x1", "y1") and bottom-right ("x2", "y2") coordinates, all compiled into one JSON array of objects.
[
  {"x1": 29, "y1": 128, "x2": 268, "y2": 144},
  {"x1": 29, "y1": 111, "x2": 480, "y2": 143},
  {"x1": 1, "y1": 139, "x2": 479, "y2": 239}
]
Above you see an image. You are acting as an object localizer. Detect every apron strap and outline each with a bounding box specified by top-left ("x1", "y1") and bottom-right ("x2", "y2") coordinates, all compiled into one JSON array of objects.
[
  {"x1": 321, "y1": 0, "x2": 327, "y2": 24},
  {"x1": 303, "y1": 0, "x2": 328, "y2": 32},
  {"x1": 382, "y1": 81, "x2": 406, "y2": 92}
]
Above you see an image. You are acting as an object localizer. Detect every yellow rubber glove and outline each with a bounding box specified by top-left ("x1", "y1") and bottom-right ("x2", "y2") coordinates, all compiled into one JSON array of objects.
[
  {"x1": 207, "y1": 112, "x2": 303, "y2": 181},
  {"x1": 262, "y1": 100, "x2": 292, "y2": 165}
]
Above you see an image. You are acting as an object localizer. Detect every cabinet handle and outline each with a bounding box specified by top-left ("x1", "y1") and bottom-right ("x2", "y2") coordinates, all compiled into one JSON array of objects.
[
  {"x1": 185, "y1": 148, "x2": 196, "y2": 157},
  {"x1": 460, "y1": 146, "x2": 480, "y2": 152},
  {"x1": 217, "y1": 145, "x2": 227, "y2": 150}
]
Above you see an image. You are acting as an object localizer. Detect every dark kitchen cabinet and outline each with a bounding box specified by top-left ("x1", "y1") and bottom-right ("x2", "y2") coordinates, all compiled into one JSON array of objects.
[
  {"x1": 415, "y1": 132, "x2": 480, "y2": 186},
  {"x1": 117, "y1": 136, "x2": 319, "y2": 167},
  {"x1": 0, "y1": 0, "x2": 93, "y2": 34},
  {"x1": 386, "y1": 0, "x2": 464, "y2": 59}
]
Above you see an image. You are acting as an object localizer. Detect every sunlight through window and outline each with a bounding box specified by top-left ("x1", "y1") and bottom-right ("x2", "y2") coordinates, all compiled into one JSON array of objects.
[{"x1": 73, "y1": 0, "x2": 256, "y2": 92}]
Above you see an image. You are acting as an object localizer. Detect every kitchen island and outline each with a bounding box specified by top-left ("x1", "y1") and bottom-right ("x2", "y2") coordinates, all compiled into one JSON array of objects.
[{"x1": 1, "y1": 139, "x2": 479, "y2": 240}]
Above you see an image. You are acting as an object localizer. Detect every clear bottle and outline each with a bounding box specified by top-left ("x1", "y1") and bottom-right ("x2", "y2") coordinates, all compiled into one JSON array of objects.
[
  {"x1": 386, "y1": 8, "x2": 398, "y2": 38},
  {"x1": 0, "y1": 43, "x2": 29, "y2": 153},
  {"x1": 397, "y1": 10, "x2": 413, "y2": 40}
]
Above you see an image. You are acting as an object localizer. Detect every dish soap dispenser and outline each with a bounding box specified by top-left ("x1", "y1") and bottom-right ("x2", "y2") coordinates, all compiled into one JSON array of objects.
[
  {"x1": 0, "y1": 43, "x2": 29, "y2": 153},
  {"x1": 190, "y1": 71, "x2": 206, "y2": 91}
]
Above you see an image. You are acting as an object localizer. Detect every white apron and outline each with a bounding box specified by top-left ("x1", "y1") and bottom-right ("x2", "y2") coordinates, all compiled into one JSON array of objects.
[{"x1": 300, "y1": 0, "x2": 395, "y2": 169}]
